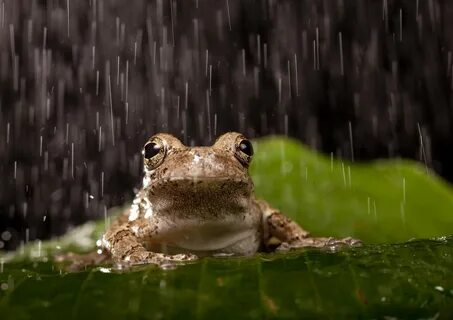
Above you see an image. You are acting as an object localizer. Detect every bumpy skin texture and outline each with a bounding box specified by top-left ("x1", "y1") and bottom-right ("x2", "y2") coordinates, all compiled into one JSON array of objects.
[{"x1": 98, "y1": 132, "x2": 360, "y2": 268}]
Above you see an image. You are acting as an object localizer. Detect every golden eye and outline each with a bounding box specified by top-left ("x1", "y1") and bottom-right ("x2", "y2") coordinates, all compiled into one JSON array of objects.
[
  {"x1": 142, "y1": 137, "x2": 166, "y2": 169},
  {"x1": 235, "y1": 138, "x2": 253, "y2": 166}
]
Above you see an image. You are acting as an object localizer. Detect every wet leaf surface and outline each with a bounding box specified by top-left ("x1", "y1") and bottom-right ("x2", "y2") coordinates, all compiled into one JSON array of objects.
[{"x1": 1, "y1": 239, "x2": 453, "y2": 319}]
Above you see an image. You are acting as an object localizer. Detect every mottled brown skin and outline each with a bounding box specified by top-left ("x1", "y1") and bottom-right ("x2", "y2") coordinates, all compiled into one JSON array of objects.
[{"x1": 96, "y1": 132, "x2": 360, "y2": 268}]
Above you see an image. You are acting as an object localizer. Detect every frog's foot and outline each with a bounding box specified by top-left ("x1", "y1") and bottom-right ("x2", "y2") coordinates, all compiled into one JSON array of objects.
[
  {"x1": 55, "y1": 250, "x2": 110, "y2": 272},
  {"x1": 120, "y1": 251, "x2": 198, "y2": 268},
  {"x1": 165, "y1": 253, "x2": 198, "y2": 262},
  {"x1": 276, "y1": 236, "x2": 362, "y2": 251}
]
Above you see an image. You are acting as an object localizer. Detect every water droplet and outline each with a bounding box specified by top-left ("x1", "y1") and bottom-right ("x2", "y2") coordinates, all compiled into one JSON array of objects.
[
  {"x1": 99, "y1": 267, "x2": 111, "y2": 273},
  {"x1": 434, "y1": 286, "x2": 444, "y2": 292},
  {"x1": 1, "y1": 231, "x2": 11, "y2": 241}
]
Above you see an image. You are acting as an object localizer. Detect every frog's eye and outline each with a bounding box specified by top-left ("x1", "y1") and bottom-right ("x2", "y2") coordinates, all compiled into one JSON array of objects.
[
  {"x1": 144, "y1": 142, "x2": 161, "y2": 159},
  {"x1": 143, "y1": 137, "x2": 166, "y2": 169},
  {"x1": 235, "y1": 138, "x2": 253, "y2": 166},
  {"x1": 238, "y1": 139, "x2": 254, "y2": 157}
]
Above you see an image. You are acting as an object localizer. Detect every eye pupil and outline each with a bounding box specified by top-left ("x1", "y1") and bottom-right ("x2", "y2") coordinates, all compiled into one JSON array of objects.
[
  {"x1": 238, "y1": 139, "x2": 253, "y2": 157},
  {"x1": 144, "y1": 142, "x2": 161, "y2": 159}
]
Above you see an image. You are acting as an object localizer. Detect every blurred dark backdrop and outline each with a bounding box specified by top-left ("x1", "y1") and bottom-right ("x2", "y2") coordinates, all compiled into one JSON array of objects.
[{"x1": 1, "y1": 0, "x2": 452, "y2": 250}]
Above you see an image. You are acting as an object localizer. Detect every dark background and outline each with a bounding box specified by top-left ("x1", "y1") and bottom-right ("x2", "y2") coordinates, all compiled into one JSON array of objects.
[{"x1": 1, "y1": 0, "x2": 452, "y2": 250}]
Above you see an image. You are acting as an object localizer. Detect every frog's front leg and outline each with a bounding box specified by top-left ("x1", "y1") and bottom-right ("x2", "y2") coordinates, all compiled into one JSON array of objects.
[
  {"x1": 102, "y1": 216, "x2": 197, "y2": 266},
  {"x1": 257, "y1": 199, "x2": 361, "y2": 251}
]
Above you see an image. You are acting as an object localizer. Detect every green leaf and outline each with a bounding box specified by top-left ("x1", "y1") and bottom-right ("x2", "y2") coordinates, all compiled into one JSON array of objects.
[
  {"x1": 1, "y1": 240, "x2": 453, "y2": 319},
  {"x1": 1, "y1": 136, "x2": 453, "y2": 319},
  {"x1": 252, "y1": 136, "x2": 453, "y2": 243}
]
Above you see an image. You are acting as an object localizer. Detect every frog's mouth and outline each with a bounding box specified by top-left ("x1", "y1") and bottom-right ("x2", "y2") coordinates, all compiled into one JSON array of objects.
[{"x1": 150, "y1": 176, "x2": 252, "y2": 194}]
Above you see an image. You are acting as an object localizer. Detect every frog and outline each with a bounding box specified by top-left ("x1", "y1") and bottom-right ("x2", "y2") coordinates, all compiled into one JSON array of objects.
[{"x1": 96, "y1": 132, "x2": 361, "y2": 267}]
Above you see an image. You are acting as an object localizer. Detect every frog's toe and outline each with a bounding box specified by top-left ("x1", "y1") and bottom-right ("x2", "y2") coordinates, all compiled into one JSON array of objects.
[
  {"x1": 167, "y1": 253, "x2": 198, "y2": 262},
  {"x1": 126, "y1": 251, "x2": 154, "y2": 264},
  {"x1": 275, "y1": 236, "x2": 362, "y2": 251},
  {"x1": 338, "y1": 237, "x2": 362, "y2": 246},
  {"x1": 322, "y1": 237, "x2": 362, "y2": 248}
]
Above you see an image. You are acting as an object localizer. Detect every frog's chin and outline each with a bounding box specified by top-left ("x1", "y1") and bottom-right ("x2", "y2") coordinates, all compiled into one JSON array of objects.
[
  {"x1": 147, "y1": 213, "x2": 262, "y2": 255},
  {"x1": 151, "y1": 192, "x2": 252, "y2": 219},
  {"x1": 148, "y1": 228, "x2": 261, "y2": 256}
]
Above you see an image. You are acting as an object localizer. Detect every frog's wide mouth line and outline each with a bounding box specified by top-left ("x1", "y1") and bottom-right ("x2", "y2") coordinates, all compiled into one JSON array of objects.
[
  {"x1": 147, "y1": 176, "x2": 253, "y2": 187},
  {"x1": 165, "y1": 176, "x2": 250, "y2": 183},
  {"x1": 149, "y1": 175, "x2": 253, "y2": 195}
]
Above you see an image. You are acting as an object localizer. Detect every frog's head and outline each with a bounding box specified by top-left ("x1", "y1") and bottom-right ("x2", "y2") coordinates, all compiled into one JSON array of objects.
[{"x1": 140, "y1": 132, "x2": 255, "y2": 217}]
